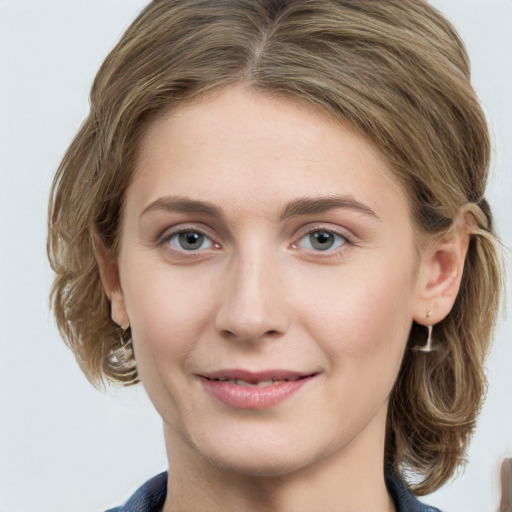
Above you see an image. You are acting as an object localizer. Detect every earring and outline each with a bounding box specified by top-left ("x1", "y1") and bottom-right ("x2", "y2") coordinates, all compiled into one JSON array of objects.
[
  {"x1": 108, "y1": 326, "x2": 138, "y2": 384},
  {"x1": 413, "y1": 309, "x2": 436, "y2": 353},
  {"x1": 119, "y1": 326, "x2": 133, "y2": 357},
  {"x1": 110, "y1": 325, "x2": 134, "y2": 363},
  {"x1": 417, "y1": 325, "x2": 434, "y2": 353}
]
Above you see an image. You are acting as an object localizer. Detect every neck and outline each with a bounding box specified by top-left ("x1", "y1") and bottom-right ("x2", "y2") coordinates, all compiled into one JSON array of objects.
[{"x1": 161, "y1": 407, "x2": 395, "y2": 512}]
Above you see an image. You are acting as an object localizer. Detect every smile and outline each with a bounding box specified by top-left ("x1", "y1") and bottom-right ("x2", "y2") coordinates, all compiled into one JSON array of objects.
[
  {"x1": 199, "y1": 370, "x2": 318, "y2": 409},
  {"x1": 211, "y1": 378, "x2": 298, "y2": 387}
]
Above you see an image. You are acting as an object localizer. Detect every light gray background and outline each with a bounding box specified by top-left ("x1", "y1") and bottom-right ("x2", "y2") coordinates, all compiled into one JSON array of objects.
[{"x1": 1, "y1": 1, "x2": 510, "y2": 511}]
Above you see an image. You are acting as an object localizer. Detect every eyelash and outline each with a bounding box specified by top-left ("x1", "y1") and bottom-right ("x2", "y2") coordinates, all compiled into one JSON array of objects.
[
  {"x1": 159, "y1": 227, "x2": 220, "y2": 254},
  {"x1": 291, "y1": 226, "x2": 353, "y2": 257},
  {"x1": 157, "y1": 225, "x2": 354, "y2": 258}
]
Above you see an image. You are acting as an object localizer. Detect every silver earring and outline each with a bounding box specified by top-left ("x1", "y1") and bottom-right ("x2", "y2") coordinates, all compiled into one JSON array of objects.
[
  {"x1": 414, "y1": 324, "x2": 434, "y2": 353},
  {"x1": 413, "y1": 309, "x2": 436, "y2": 353},
  {"x1": 110, "y1": 326, "x2": 134, "y2": 363},
  {"x1": 120, "y1": 327, "x2": 133, "y2": 359},
  {"x1": 109, "y1": 328, "x2": 138, "y2": 384}
]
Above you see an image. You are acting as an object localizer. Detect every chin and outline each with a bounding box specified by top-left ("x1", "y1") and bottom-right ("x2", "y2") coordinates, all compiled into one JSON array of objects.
[
  {"x1": 200, "y1": 447, "x2": 315, "y2": 477},
  {"x1": 185, "y1": 424, "x2": 336, "y2": 478}
]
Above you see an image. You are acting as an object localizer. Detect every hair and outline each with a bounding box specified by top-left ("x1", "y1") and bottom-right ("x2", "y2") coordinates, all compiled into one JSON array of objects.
[{"x1": 48, "y1": 0, "x2": 504, "y2": 496}]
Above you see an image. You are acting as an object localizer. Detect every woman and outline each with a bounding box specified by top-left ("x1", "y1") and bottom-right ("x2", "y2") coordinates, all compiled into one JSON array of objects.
[{"x1": 47, "y1": 1, "x2": 504, "y2": 511}]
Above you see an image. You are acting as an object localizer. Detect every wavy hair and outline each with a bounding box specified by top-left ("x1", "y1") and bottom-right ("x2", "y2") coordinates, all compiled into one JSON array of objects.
[{"x1": 48, "y1": 0, "x2": 504, "y2": 494}]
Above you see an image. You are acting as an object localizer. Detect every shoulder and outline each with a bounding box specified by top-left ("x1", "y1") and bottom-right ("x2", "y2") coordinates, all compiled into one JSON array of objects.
[
  {"x1": 385, "y1": 472, "x2": 444, "y2": 512},
  {"x1": 105, "y1": 472, "x2": 167, "y2": 512}
]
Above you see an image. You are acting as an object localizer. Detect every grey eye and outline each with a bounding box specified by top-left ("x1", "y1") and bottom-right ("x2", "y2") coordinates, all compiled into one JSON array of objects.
[
  {"x1": 169, "y1": 231, "x2": 212, "y2": 251},
  {"x1": 299, "y1": 230, "x2": 346, "y2": 251}
]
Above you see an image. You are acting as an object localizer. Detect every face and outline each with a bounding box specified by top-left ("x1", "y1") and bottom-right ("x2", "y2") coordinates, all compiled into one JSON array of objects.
[{"x1": 111, "y1": 85, "x2": 425, "y2": 477}]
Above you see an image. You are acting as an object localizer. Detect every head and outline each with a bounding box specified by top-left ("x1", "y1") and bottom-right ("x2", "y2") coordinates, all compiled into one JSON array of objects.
[{"x1": 48, "y1": 0, "x2": 503, "y2": 495}]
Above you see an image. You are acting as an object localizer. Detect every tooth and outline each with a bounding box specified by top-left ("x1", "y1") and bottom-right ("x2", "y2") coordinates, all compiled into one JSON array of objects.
[
  {"x1": 215, "y1": 378, "x2": 295, "y2": 387},
  {"x1": 257, "y1": 380, "x2": 274, "y2": 387}
]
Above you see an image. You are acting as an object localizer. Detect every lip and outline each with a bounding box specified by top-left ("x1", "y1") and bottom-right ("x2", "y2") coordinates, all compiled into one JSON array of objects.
[{"x1": 198, "y1": 369, "x2": 318, "y2": 409}]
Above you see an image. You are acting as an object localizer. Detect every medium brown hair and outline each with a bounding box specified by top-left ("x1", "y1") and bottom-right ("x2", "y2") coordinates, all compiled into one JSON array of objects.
[{"x1": 48, "y1": 0, "x2": 504, "y2": 495}]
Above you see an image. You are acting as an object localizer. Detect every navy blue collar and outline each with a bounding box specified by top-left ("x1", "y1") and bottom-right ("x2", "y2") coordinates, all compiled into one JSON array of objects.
[
  {"x1": 106, "y1": 471, "x2": 443, "y2": 512},
  {"x1": 385, "y1": 472, "x2": 442, "y2": 512},
  {"x1": 105, "y1": 472, "x2": 167, "y2": 512}
]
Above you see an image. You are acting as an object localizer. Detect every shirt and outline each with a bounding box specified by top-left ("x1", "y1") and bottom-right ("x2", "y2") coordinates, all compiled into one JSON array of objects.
[{"x1": 106, "y1": 471, "x2": 443, "y2": 512}]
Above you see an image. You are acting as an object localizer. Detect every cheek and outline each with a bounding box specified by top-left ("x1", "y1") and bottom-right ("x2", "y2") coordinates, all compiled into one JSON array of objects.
[
  {"x1": 120, "y1": 264, "x2": 217, "y2": 428},
  {"x1": 294, "y1": 251, "x2": 415, "y2": 366},
  {"x1": 121, "y1": 264, "x2": 214, "y2": 372},
  {"x1": 302, "y1": 259, "x2": 416, "y2": 426}
]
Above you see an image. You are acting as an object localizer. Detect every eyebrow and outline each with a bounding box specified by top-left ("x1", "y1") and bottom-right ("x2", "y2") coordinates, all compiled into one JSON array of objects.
[
  {"x1": 140, "y1": 194, "x2": 380, "y2": 221},
  {"x1": 278, "y1": 195, "x2": 380, "y2": 221},
  {"x1": 141, "y1": 196, "x2": 223, "y2": 219}
]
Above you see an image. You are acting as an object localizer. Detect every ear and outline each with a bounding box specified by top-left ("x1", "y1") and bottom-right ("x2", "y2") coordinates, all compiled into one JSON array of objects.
[
  {"x1": 412, "y1": 214, "x2": 473, "y2": 326},
  {"x1": 93, "y1": 233, "x2": 130, "y2": 330}
]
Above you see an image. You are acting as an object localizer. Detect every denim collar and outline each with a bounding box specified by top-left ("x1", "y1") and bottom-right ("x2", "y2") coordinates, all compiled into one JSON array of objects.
[
  {"x1": 385, "y1": 472, "x2": 442, "y2": 512},
  {"x1": 107, "y1": 470, "x2": 443, "y2": 512}
]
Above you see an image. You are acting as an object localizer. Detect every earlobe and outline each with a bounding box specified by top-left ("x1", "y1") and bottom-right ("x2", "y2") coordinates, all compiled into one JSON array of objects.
[
  {"x1": 92, "y1": 233, "x2": 130, "y2": 329},
  {"x1": 413, "y1": 215, "x2": 472, "y2": 326},
  {"x1": 110, "y1": 290, "x2": 130, "y2": 330}
]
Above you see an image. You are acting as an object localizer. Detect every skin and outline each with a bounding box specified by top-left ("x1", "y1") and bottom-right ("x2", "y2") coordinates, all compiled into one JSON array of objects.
[{"x1": 98, "y1": 85, "x2": 470, "y2": 512}]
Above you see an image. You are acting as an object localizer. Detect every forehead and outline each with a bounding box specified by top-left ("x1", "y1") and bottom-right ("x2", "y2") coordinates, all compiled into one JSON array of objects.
[{"x1": 129, "y1": 85, "x2": 409, "y2": 223}]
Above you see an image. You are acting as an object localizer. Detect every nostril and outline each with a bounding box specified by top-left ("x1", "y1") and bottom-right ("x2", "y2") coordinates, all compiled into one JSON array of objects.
[{"x1": 219, "y1": 326, "x2": 285, "y2": 343}]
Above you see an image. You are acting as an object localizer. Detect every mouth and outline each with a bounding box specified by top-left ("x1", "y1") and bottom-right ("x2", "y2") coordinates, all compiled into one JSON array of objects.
[
  {"x1": 208, "y1": 377, "x2": 303, "y2": 387},
  {"x1": 198, "y1": 369, "x2": 318, "y2": 409}
]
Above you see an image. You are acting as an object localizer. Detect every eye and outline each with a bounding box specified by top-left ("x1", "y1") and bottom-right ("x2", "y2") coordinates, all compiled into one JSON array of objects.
[
  {"x1": 297, "y1": 230, "x2": 347, "y2": 251},
  {"x1": 167, "y1": 231, "x2": 213, "y2": 251}
]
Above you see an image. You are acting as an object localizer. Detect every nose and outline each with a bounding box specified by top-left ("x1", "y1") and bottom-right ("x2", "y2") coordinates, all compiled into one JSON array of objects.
[{"x1": 214, "y1": 249, "x2": 290, "y2": 343}]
